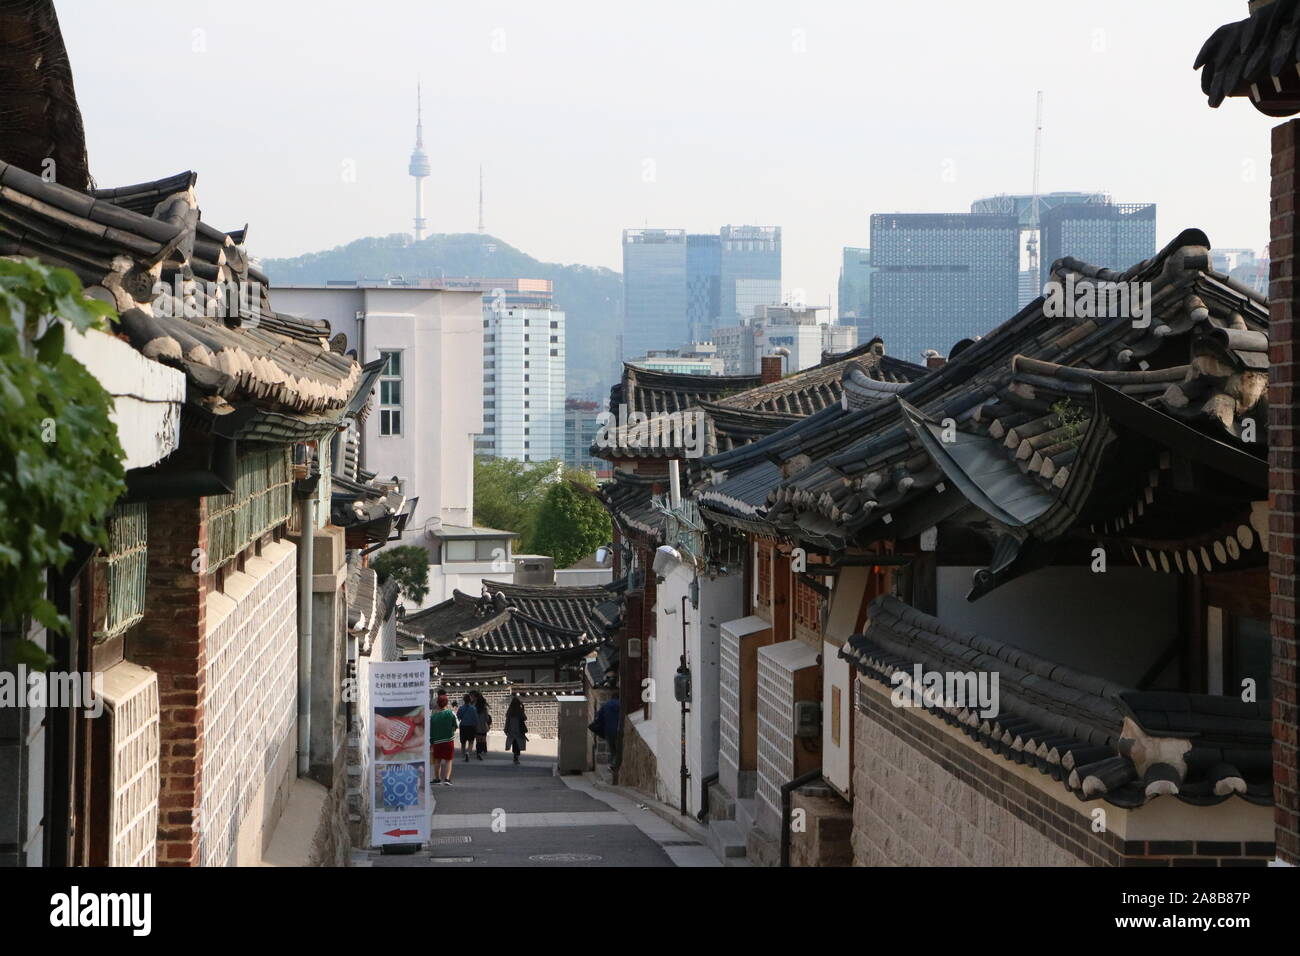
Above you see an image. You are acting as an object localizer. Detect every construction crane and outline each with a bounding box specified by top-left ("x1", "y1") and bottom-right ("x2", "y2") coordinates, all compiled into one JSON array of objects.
[{"x1": 1027, "y1": 91, "x2": 1044, "y2": 276}]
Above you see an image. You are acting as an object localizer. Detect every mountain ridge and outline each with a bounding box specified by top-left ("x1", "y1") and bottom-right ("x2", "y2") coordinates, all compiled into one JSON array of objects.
[{"x1": 261, "y1": 232, "x2": 623, "y2": 397}]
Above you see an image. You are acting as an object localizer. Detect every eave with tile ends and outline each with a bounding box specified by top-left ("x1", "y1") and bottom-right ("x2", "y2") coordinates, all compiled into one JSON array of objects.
[
  {"x1": 0, "y1": 159, "x2": 364, "y2": 428},
  {"x1": 397, "y1": 580, "x2": 624, "y2": 659},
  {"x1": 750, "y1": 231, "x2": 1268, "y2": 583},
  {"x1": 841, "y1": 595, "x2": 1273, "y2": 809},
  {"x1": 1195, "y1": 0, "x2": 1300, "y2": 116}
]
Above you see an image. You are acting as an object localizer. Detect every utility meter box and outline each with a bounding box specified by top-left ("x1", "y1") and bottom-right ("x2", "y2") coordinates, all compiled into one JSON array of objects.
[
  {"x1": 794, "y1": 699, "x2": 820, "y2": 738},
  {"x1": 673, "y1": 667, "x2": 692, "y2": 703},
  {"x1": 556, "y1": 695, "x2": 589, "y2": 773}
]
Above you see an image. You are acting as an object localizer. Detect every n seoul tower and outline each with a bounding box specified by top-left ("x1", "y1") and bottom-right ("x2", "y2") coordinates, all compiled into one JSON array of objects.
[{"x1": 409, "y1": 84, "x2": 431, "y2": 240}]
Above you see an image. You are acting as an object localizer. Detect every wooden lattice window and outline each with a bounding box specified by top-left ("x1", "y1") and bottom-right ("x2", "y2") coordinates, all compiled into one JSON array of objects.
[
  {"x1": 756, "y1": 540, "x2": 773, "y2": 607},
  {"x1": 794, "y1": 576, "x2": 822, "y2": 633},
  {"x1": 94, "y1": 501, "x2": 148, "y2": 640},
  {"x1": 206, "y1": 448, "x2": 293, "y2": 571}
]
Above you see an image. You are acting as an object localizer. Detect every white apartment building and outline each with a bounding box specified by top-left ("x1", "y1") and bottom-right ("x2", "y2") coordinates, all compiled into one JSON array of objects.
[
  {"x1": 273, "y1": 282, "x2": 518, "y2": 605},
  {"x1": 476, "y1": 305, "x2": 566, "y2": 463}
]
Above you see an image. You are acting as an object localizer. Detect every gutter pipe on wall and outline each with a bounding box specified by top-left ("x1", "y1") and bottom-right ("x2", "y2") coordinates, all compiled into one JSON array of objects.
[{"x1": 296, "y1": 484, "x2": 316, "y2": 776}]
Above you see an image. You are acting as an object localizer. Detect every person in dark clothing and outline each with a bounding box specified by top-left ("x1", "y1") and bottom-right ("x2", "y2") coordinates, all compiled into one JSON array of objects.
[
  {"x1": 474, "y1": 693, "x2": 492, "y2": 759},
  {"x1": 504, "y1": 694, "x2": 528, "y2": 764},
  {"x1": 456, "y1": 694, "x2": 478, "y2": 761},
  {"x1": 595, "y1": 692, "x2": 621, "y2": 769}
]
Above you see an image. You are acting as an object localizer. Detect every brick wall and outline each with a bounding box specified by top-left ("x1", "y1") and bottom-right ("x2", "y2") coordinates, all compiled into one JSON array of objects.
[
  {"x1": 852, "y1": 678, "x2": 1273, "y2": 867},
  {"x1": 128, "y1": 496, "x2": 207, "y2": 866},
  {"x1": 1271, "y1": 118, "x2": 1300, "y2": 864}
]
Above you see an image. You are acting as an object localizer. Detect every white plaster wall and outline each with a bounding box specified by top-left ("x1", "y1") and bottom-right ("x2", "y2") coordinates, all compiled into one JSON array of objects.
[
  {"x1": 647, "y1": 565, "x2": 741, "y2": 814},
  {"x1": 822, "y1": 644, "x2": 852, "y2": 798},
  {"x1": 937, "y1": 565, "x2": 1180, "y2": 688},
  {"x1": 65, "y1": 325, "x2": 185, "y2": 470}
]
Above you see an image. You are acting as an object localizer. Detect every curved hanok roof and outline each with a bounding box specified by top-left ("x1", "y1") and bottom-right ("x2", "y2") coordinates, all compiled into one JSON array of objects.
[
  {"x1": 596, "y1": 341, "x2": 927, "y2": 463},
  {"x1": 749, "y1": 231, "x2": 1268, "y2": 579},
  {"x1": 843, "y1": 595, "x2": 1272, "y2": 810},
  {"x1": 398, "y1": 581, "x2": 622, "y2": 658},
  {"x1": 0, "y1": 157, "x2": 365, "y2": 427}
]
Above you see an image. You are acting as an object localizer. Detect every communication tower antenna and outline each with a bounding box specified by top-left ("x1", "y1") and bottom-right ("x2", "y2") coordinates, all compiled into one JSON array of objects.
[{"x1": 1027, "y1": 91, "x2": 1044, "y2": 274}]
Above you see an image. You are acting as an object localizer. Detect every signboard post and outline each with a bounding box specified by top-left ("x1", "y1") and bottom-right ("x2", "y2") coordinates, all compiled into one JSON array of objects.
[{"x1": 368, "y1": 659, "x2": 431, "y2": 849}]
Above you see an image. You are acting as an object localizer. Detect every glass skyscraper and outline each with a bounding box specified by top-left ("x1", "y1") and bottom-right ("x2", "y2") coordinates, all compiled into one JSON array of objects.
[
  {"x1": 719, "y1": 224, "x2": 781, "y2": 327},
  {"x1": 869, "y1": 212, "x2": 1020, "y2": 363},
  {"x1": 622, "y1": 224, "x2": 781, "y2": 358},
  {"x1": 622, "y1": 228, "x2": 687, "y2": 360},
  {"x1": 838, "y1": 246, "x2": 872, "y2": 330},
  {"x1": 1039, "y1": 202, "x2": 1157, "y2": 285},
  {"x1": 686, "y1": 233, "x2": 721, "y2": 342}
]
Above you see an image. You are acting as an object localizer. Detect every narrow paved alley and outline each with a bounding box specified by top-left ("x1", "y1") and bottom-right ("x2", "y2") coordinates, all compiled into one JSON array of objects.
[{"x1": 359, "y1": 747, "x2": 720, "y2": 867}]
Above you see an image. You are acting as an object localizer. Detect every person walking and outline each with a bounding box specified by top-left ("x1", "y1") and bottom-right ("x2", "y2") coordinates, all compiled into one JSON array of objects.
[
  {"x1": 503, "y1": 694, "x2": 528, "y2": 764},
  {"x1": 429, "y1": 693, "x2": 458, "y2": 786},
  {"x1": 474, "y1": 693, "x2": 492, "y2": 759},
  {"x1": 595, "y1": 691, "x2": 621, "y2": 769},
  {"x1": 456, "y1": 694, "x2": 477, "y2": 761}
]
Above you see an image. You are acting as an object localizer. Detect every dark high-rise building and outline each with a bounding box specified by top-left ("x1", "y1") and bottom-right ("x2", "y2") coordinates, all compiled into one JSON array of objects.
[
  {"x1": 622, "y1": 228, "x2": 687, "y2": 359},
  {"x1": 838, "y1": 246, "x2": 872, "y2": 329},
  {"x1": 719, "y1": 224, "x2": 781, "y2": 327},
  {"x1": 1039, "y1": 202, "x2": 1157, "y2": 285},
  {"x1": 869, "y1": 212, "x2": 1019, "y2": 363},
  {"x1": 686, "y1": 233, "x2": 721, "y2": 342}
]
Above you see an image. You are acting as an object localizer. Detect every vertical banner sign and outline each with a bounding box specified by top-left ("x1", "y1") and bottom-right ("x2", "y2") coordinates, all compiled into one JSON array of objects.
[{"x1": 369, "y1": 659, "x2": 431, "y2": 847}]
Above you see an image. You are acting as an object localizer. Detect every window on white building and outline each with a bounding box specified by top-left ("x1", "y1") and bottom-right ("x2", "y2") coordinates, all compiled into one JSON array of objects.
[{"x1": 378, "y1": 350, "x2": 402, "y2": 436}]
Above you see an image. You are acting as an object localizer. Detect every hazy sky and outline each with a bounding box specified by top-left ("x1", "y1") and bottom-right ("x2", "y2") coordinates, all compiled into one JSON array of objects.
[{"x1": 61, "y1": 1, "x2": 1270, "y2": 310}]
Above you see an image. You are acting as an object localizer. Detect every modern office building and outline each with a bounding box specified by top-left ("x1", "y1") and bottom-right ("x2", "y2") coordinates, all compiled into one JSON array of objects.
[
  {"x1": 623, "y1": 224, "x2": 782, "y2": 359},
  {"x1": 869, "y1": 212, "x2": 1020, "y2": 363},
  {"x1": 477, "y1": 304, "x2": 566, "y2": 463},
  {"x1": 1039, "y1": 202, "x2": 1157, "y2": 285},
  {"x1": 720, "y1": 224, "x2": 782, "y2": 327},
  {"x1": 970, "y1": 191, "x2": 1110, "y2": 227},
  {"x1": 622, "y1": 228, "x2": 687, "y2": 360},
  {"x1": 686, "y1": 233, "x2": 722, "y2": 342},
  {"x1": 436, "y1": 276, "x2": 554, "y2": 310},
  {"x1": 715, "y1": 304, "x2": 855, "y2": 375},
  {"x1": 564, "y1": 398, "x2": 607, "y2": 475},
  {"x1": 838, "y1": 246, "x2": 872, "y2": 328},
  {"x1": 629, "y1": 344, "x2": 726, "y2": 376}
]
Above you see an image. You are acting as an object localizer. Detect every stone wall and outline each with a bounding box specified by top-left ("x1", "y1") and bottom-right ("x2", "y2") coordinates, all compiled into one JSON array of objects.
[
  {"x1": 789, "y1": 786, "x2": 853, "y2": 867},
  {"x1": 617, "y1": 718, "x2": 659, "y2": 798},
  {"x1": 851, "y1": 677, "x2": 1273, "y2": 867},
  {"x1": 202, "y1": 541, "x2": 298, "y2": 867}
]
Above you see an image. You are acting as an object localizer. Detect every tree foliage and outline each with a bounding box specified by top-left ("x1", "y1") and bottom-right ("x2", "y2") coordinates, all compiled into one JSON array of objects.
[
  {"x1": 371, "y1": 544, "x2": 431, "y2": 604},
  {"x1": 472, "y1": 457, "x2": 559, "y2": 543},
  {"x1": 0, "y1": 258, "x2": 123, "y2": 642},
  {"x1": 530, "y1": 473, "x2": 612, "y2": 569}
]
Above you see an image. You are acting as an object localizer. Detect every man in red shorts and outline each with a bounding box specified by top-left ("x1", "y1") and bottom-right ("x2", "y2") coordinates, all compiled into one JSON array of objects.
[{"x1": 429, "y1": 693, "x2": 458, "y2": 785}]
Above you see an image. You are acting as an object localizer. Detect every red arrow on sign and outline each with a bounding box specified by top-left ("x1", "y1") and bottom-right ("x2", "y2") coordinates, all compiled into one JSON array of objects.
[{"x1": 384, "y1": 828, "x2": 418, "y2": 837}]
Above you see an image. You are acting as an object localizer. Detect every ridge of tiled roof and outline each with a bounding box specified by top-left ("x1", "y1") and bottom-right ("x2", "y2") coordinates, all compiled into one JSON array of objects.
[
  {"x1": 0, "y1": 158, "x2": 363, "y2": 423},
  {"x1": 756, "y1": 230, "x2": 1269, "y2": 556},
  {"x1": 841, "y1": 595, "x2": 1272, "y2": 810},
  {"x1": 398, "y1": 583, "x2": 615, "y2": 658},
  {"x1": 613, "y1": 362, "x2": 762, "y2": 415}
]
